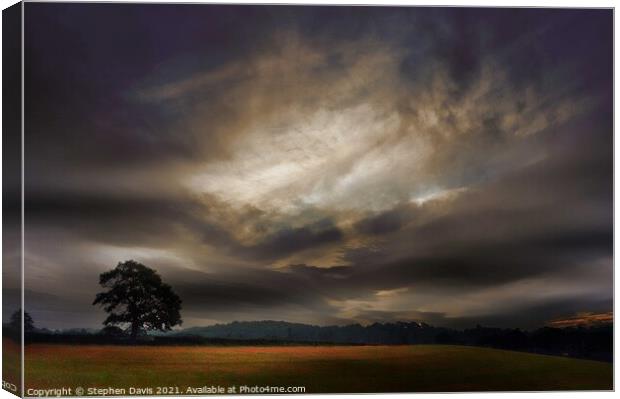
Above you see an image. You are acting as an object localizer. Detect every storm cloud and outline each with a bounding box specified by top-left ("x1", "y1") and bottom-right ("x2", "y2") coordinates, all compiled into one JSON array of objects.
[{"x1": 18, "y1": 4, "x2": 612, "y2": 330}]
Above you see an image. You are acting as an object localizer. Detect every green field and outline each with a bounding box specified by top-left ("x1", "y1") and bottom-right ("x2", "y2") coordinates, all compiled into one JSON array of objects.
[{"x1": 23, "y1": 344, "x2": 612, "y2": 394}]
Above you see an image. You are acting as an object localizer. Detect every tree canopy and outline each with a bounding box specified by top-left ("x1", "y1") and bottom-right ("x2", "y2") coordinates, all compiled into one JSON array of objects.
[
  {"x1": 9, "y1": 309, "x2": 35, "y2": 332},
  {"x1": 93, "y1": 260, "x2": 182, "y2": 339}
]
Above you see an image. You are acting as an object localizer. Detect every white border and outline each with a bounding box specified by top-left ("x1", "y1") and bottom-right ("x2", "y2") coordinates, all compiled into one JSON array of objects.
[{"x1": 0, "y1": 2, "x2": 616, "y2": 399}]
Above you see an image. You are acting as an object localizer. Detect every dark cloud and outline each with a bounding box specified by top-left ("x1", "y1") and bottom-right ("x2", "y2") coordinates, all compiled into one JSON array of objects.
[
  {"x1": 446, "y1": 297, "x2": 614, "y2": 330},
  {"x1": 242, "y1": 219, "x2": 343, "y2": 261},
  {"x1": 354, "y1": 204, "x2": 417, "y2": 236}
]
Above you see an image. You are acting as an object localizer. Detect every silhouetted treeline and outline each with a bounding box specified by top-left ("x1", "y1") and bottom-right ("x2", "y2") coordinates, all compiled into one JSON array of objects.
[
  {"x1": 22, "y1": 332, "x2": 351, "y2": 347},
  {"x1": 10, "y1": 320, "x2": 612, "y2": 362},
  {"x1": 179, "y1": 320, "x2": 613, "y2": 361},
  {"x1": 437, "y1": 324, "x2": 613, "y2": 362}
]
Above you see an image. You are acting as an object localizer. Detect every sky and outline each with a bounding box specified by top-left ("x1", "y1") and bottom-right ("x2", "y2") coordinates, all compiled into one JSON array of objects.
[{"x1": 8, "y1": 4, "x2": 612, "y2": 330}]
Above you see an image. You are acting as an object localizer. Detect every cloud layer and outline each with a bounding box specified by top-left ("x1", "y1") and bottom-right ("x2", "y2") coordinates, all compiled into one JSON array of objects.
[{"x1": 19, "y1": 5, "x2": 612, "y2": 330}]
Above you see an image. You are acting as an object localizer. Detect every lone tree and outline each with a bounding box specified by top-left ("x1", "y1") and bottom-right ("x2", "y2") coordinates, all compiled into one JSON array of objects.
[
  {"x1": 9, "y1": 309, "x2": 35, "y2": 332},
  {"x1": 93, "y1": 260, "x2": 182, "y2": 340}
]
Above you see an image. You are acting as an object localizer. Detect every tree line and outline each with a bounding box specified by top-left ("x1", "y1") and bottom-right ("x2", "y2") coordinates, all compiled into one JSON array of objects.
[{"x1": 4, "y1": 260, "x2": 611, "y2": 362}]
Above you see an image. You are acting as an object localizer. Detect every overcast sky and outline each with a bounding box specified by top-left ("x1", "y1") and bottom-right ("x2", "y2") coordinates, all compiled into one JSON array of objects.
[{"x1": 13, "y1": 4, "x2": 612, "y2": 330}]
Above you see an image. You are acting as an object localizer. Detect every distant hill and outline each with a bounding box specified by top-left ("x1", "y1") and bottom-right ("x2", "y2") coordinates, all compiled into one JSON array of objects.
[{"x1": 175, "y1": 320, "x2": 444, "y2": 344}]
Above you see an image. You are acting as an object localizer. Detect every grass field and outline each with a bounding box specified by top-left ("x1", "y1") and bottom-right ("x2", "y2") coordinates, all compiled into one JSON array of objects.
[
  {"x1": 23, "y1": 344, "x2": 612, "y2": 394},
  {"x1": 2, "y1": 338, "x2": 21, "y2": 395}
]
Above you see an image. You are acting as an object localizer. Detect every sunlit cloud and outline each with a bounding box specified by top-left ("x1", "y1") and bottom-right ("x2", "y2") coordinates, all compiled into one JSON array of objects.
[{"x1": 548, "y1": 312, "x2": 613, "y2": 328}]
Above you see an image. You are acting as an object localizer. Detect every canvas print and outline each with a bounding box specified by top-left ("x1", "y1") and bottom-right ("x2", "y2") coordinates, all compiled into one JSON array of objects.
[{"x1": 2, "y1": 2, "x2": 614, "y2": 396}]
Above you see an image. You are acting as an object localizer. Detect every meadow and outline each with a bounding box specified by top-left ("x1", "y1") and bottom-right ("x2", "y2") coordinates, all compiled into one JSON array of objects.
[
  {"x1": 22, "y1": 344, "x2": 612, "y2": 394},
  {"x1": 2, "y1": 338, "x2": 21, "y2": 395}
]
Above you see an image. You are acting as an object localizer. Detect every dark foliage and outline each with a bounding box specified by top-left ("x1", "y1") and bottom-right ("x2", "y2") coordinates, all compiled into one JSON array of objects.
[
  {"x1": 93, "y1": 260, "x2": 182, "y2": 339},
  {"x1": 179, "y1": 320, "x2": 613, "y2": 361},
  {"x1": 5, "y1": 309, "x2": 35, "y2": 336},
  {"x1": 9, "y1": 309, "x2": 35, "y2": 332},
  {"x1": 3, "y1": 309, "x2": 35, "y2": 342},
  {"x1": 21, "y1": 320, "x2": 612, "y2": 362},
  {"x1": 100, "y1": 325, "x2": 126, "y2": 337}
]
